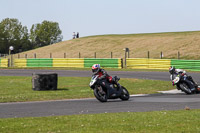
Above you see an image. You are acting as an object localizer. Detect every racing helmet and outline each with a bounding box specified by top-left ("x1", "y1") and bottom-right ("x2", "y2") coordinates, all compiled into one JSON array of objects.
[
  {"x1": 92, "y1": 64, "x2": 100, "y2": 74},
  {"x1": 169, "y1": 66, "x2": 175, "y2": 74}
]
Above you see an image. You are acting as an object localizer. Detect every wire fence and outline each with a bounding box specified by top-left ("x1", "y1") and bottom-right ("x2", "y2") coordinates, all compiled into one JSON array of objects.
[
  {"x1": 0, "y1": 54, "x2": 8, "y2": 58},
  {"x1": 8, "y1": 51, "x2": 200, "y2": 60}
]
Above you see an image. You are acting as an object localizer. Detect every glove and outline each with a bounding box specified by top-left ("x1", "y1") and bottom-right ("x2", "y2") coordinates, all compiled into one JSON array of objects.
[{"x1": 113, "y1": 76, "x2": 120, "y2": 82}]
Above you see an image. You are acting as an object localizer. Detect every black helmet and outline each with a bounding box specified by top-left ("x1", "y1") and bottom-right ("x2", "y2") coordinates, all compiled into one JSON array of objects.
[{"x1": 169, "y1": 66, "x2": 175, "y2": 74}]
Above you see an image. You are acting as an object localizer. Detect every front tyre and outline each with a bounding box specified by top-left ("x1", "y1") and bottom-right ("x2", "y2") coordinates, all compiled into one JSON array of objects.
[
  {"x1": 120, "y1": 86, "x2": 130, "y2": 101},
  {"x1": 94, "y1": 86, "x2": 107, "y2": 102},
  {"x1": 179, "y1": 83, "x2": 192, "y2": 94}
]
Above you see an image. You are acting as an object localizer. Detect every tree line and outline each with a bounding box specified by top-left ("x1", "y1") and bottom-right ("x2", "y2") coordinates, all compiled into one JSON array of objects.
[{"x1": 0, "y1": 18, "x2": 63, "y2": 54}]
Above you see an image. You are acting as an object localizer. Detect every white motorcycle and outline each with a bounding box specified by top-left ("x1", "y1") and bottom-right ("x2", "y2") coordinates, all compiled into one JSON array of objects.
[{"x1": 170, "y1": 73, "x2": 200, "y2": 94}]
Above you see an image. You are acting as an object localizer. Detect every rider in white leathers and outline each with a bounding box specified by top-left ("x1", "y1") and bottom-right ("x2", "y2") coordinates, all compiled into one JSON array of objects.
[{"x1": 169, "y1": 66, "x2": 198, "y2": 89}]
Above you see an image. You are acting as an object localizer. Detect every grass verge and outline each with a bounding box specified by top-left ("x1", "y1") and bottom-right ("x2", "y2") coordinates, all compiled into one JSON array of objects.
[
  {"x1": 0, "y1": 109, "x2": 200, "y2": 133},
  {"x1": 0, "y1": 76, "x2": 175, "y2": 103}
]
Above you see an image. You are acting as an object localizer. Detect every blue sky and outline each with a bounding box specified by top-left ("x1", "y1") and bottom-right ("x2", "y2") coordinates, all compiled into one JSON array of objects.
[{"x1": 1, "y1": 0, "x2": 200, "y2": 40}]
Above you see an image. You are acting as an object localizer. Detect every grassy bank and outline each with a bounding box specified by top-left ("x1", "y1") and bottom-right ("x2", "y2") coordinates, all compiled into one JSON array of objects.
[
  {"x1": 0, "y1": 76, "x2": 174, "y2": 103},
  {"x1": 14, "y1": 31, "x2": 200, "y2": 59},
  {"x1": 0, "y1": 109, "x2": 200, "y2": 133}
]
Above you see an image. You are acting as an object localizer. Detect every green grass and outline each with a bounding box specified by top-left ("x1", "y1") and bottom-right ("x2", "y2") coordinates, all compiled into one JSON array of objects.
[
  {"x1": 0, "y1": 76, "x2": 175, "y2": 103},
  {"x1": 0, "y1": 109, "x2": 200, "y2": 133}
]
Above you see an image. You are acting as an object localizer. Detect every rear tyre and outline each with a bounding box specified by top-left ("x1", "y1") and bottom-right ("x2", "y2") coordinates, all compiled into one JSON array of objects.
[
  {"x1": 120, "y1": 86, "x2": 130, "y2": 101},
  {"x1": 180, "y1": 83, "x2": 192, "y2": 94},
  {"x1": 94, "y1": 86, "x2": 107, "y2": 102}
]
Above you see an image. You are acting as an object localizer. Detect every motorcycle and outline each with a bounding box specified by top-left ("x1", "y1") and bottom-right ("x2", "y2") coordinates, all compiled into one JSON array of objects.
[
  {"x1": 89, "y1": 75, "x2": 130, "y2": 102},
  {"x1": 170, "y1": 73, "x2": 200, "y2": 94}
]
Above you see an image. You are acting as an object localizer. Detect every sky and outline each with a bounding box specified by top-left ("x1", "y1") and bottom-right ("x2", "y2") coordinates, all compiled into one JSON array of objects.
[{"x1": 1, "y1": 0, "x2": 200, "y2": 41}]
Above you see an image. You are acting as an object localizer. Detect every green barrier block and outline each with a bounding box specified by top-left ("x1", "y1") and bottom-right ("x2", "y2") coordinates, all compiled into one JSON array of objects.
[
  {"x1": 27, "y1": 59, "x2": 53, "y2": 67},
  {"x1": 84, "y1": 58, "x2": 119, "y2": 68}
]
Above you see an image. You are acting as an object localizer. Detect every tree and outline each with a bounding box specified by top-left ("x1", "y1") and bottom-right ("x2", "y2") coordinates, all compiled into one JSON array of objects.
[
  {"x1": 0, "y1": 18, "x2": 31, "y2": 54},
  {"x1": 30, "y1": 20, "x2": 63, "y2": 48}
]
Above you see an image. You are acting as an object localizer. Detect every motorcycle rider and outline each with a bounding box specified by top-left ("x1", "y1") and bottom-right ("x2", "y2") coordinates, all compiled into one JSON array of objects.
[
  {"x1": 92, "y1": 64, "x2": 121, "y2": 90},
  {"x1": 169, "y1": 66, "x2": 198, "y2": 90}
]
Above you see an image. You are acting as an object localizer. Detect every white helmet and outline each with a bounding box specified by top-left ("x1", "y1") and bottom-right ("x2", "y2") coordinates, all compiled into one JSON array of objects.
[{"x1": 92, "y1": 64, "x2": 100, "y2": 74}]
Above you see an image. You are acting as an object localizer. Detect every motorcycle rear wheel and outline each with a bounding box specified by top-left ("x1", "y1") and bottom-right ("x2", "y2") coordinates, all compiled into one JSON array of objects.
[
  {"x1": 94, "y1": 86, "x2": 107, "y2": 102},
  {"x1": 179, "y1": 83, "x2": 192, "y2": 94},
  {"x1": 120, "y1": 86, "x2": 130, "y2": 101}
]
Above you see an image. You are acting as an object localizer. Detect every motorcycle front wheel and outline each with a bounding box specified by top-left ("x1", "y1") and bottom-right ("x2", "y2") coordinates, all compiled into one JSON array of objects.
[
  {"x1": 120, "y1": 86, "x2": 130, "y2": 101},
  {"x1": 179, "y1": 83, "x2": 192, "y2": 94},
  {"x1": 94, "y1": 86, "x2": 107, "y2": 102}
]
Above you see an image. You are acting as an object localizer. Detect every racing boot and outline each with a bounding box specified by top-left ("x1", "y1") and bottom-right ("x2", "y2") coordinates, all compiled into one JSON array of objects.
[
  {"x1": 197, "y1": 85, "x2": 200, "y2": 92},
  {"x1": 116, "y1": 83, "x2": 121, "y2": 91}
]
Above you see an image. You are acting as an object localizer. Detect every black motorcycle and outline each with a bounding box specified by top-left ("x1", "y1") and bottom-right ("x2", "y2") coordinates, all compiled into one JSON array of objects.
[
  {"x1": 89, "y1": 75, "x2": 130, "y2": 102},
  {"x1": 170, "y1": 73, "x2": 200, "y2": 94}
]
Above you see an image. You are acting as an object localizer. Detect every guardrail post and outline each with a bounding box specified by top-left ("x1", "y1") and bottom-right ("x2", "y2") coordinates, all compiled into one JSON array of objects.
[
  {"x1": 124, "y1": 50, "x2": 127, "y2": 68},
  {"x1": 10, "y1": 54, "x2": 13, "y2": 67},
  {"x1": 8, "y1": 58, "x2": 10, "y2": 67},
  {"x1": 121, "y1": 58, "x2": 123, "y2": 68}
]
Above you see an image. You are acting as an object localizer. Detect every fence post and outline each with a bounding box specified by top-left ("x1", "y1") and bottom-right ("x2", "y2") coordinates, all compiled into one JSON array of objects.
[
  {"x1": 94, "y1": 52, "x2": 96, "y2": 58},
  {"x1": 177, "y1": 51, "x2": 180, "y2": 59},
  {"x1": 25, "y1": 54, "x2": 27, "y2": 58},
  {"x1": 34, "y1": 53, "x2": 36, "y2": 58},
  {"x1": 111, "y1": 52, "x2": 113, "y2": 58},
  {"x1": 64, "y1": 53, "x2": 66, "y2": 58},
  {"x1": 50, "y1": 53, "x2": 52, "y2": 58},
  {"x1": 148, "y1": 51, "x2": 150, "y2": 58},
  {"x1": 79, "y1": 52, "x2": 81, "y2": 58},
  {"x1": 18, "y1": 54, "x2": 20, "y2": 59},
  {"x1": 160, "y1": 51, "x2": 163, "y2": 59}
]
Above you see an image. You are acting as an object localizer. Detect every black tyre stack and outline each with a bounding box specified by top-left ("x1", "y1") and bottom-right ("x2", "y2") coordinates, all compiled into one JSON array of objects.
[{"x1": 32, "y1": 73, "x2": 58, "y2": 91}]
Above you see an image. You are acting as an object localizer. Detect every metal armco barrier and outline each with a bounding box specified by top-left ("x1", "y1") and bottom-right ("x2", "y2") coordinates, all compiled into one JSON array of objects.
[
  {"x1": 126, "y1": 58, "x2": 171, "y2": 70},
  {"x1": 14, "y1": 59, "x2": 27, "y2": 67},
  {"x1": 27, "y1": 59, "x2": 53, "y2": 67},
  {"x1": 171, "y1": 59, "x2": 200, "y2": 71},
  {"x1": 13, "y1": 58, "x2": 122, "y2": 68},
  {"x1": 11, "y1": 58, "x2": 200, "y2": 71},
  {"x1": 84, "y1": 58, "x2": 122, "y2": 68},
  {"x1": 53, "y1": 58, "x2": 84, "y2": 68},
  {"x1": 0, "y1": 59, "x2": 8, "y2": 67}
]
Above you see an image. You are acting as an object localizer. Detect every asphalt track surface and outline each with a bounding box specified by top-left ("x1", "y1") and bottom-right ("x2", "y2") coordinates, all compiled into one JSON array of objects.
[
  {"x1": 0, "y1": 69, "x2": 200, "y2": 118},
  {"x1": 1, "y1": 69, "x2": 200, "y2": 81}
]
